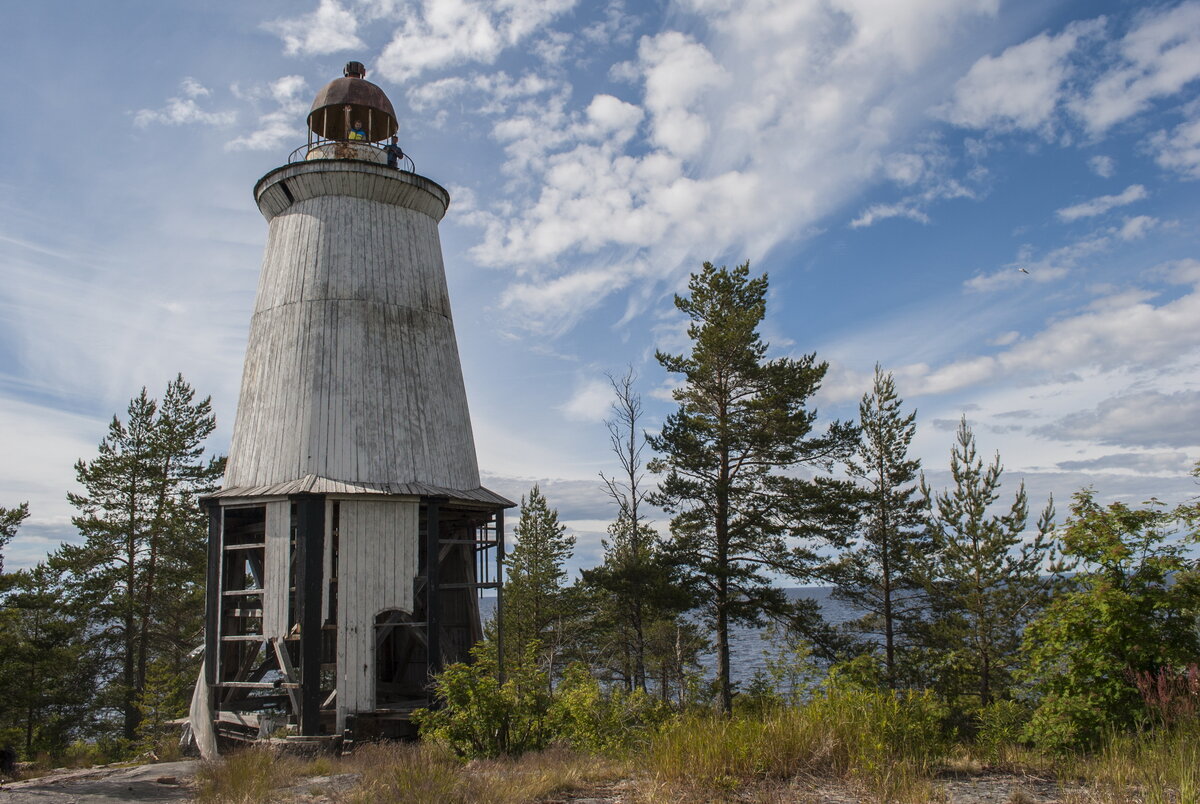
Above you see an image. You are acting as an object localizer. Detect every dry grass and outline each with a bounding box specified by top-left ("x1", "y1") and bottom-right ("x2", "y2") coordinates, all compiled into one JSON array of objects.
[
  {"x1": 195, "y1": 746, "x2": 314, "y2": 804},
  {"x1": 642, "y1": 692, "x2": 949, "y2": 804},
  {"x1": 342, "y1": 741, "x2": 621, "y2": 804}
]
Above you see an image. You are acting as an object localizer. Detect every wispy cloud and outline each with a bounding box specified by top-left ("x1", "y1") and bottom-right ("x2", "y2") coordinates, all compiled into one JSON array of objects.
[
  {"x1": 226, "y1": 75, "x2": 309, "y2": 152},
  {"x1": 1055, "y1": 184, "x2": 1147, "y2": 221},
  {"x1": 1070, "y1": 1, "x2": 1200, "y2": 136},
  {"x1": 134, "y1": 78, "x2": 236, "y2": 127}
]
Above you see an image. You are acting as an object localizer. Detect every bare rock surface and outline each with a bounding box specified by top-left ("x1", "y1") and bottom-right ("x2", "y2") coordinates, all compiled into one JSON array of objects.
[{"x1": 0, "y1": 760, "x2": 197, "y2": 803}]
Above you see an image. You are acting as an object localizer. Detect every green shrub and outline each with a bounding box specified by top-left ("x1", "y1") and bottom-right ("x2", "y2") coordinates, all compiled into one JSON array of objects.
[
  {"x1": 974, "y1": 699, "x2": 1030, "y2": 763},
  {"x1": 412, "y1": 642, "x2": 553, "y2": 759},
  {"x1": 1024, "y1": 693, "x2": 1107, "y2": 752},
  {"x1": 547, "y1": 663, "x2": 670, "y2": 754}
]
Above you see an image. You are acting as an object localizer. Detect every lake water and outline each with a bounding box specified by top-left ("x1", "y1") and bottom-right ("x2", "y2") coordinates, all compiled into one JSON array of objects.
[{"x1": 480, "y1": 587, "x2": 855, "y2": 688}]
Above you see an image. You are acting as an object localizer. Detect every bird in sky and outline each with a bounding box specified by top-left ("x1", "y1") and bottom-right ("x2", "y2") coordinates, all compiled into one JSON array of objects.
[{"x1": 1018, "y1": 267, "x2": 1030, "y2": 274}]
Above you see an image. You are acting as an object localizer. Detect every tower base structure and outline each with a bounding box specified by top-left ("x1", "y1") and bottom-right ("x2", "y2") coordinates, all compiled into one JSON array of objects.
[{"x1": 199, "y1": 482, "x2": 506, "y2": 746}]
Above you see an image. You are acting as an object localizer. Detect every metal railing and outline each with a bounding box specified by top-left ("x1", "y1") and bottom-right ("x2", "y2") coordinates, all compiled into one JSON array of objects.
[{"x1": 287, "y1": 137, "x2": 416, "y2": 173}]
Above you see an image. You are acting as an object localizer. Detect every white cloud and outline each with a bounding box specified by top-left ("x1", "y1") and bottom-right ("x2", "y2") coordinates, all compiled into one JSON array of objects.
[
  {"x1": 180, "y1": 77, "x2": 211, "y2": 98},
  {"x1": 989, "y1": 331, "x2": 1020, "y2": 347},
  {"x1": 638, "y1": 31, "x2": 729, "y2": 159},
  {"x1": 463, "y1": 0, "x2": 1005, "y2": 332},
  {"x1": 941, "y1": 18, "x2": 1104, "y2": 135},
  {"x1": 1070, "y1": 1, "x2": 1200, "y2": 136},
  {"x1": 1149, "y1": 110, "x2": 1200, "y2": 179},
  {"x1": 407, "y1": 70, "x2": 560, "y2": 115},
  {"x1": 264, "y1": 0, "x2": 364, "y2": 56},
  {"x1": 1088, "y1": 154, "x2": 1116, "y2": 177},
  {"x1": 375, "y1": 0, "x2": 577, "y2": 82},
  {"x1": 560, "y1": 378, "x2": 613, "y2": 422},
  {"x1": 850, "y1": 202, "x2": 930, "y2": 228},
  {"x1": 914, "y1": 277, "x2": 1200, "y2": 395},
  {"x1": 1117, "y1": 214, "x2": 1159, "y2": 240},
  {"x1": 964, "y1": 235, "x2": 1107, "y2": 292},
  {"x1": 226, "y1": 75, "x2": 309, "y2": 152},
  {"x1": 1055, "y1": 184, "x2": 1147, "y2": 221},
  {"x1": 134, "y1": 79, "x2": 236, "y2": 127}
]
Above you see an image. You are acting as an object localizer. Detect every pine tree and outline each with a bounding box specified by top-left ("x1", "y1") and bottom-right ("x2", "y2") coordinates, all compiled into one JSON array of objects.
[
  {"x1": 648, "y1": 262, "x2": 858, "y2": 712},
  {"x1": 0, "y1": 561, "x2": 98, "y2": 757},
  {"x1": 827, "y1": 366, "x2": 928, "y2": 688},
  {"x1": 58, "y1": 375, "x2": 224, "y2": 741},
  {"x1": 501, "y1": 485, "x2": 576, "y2": 683},
  {"x1": 917, "y1": 417, "x2": 1055, "y2": 707},
  {"x1": 0, "y1": 502, "x2": 28, "y2": 575}
]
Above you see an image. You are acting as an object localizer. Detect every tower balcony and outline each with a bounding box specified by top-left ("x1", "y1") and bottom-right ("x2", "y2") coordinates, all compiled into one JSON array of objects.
[{"x1": 288, "y1": 138, "x2": 415, "y2": 172}]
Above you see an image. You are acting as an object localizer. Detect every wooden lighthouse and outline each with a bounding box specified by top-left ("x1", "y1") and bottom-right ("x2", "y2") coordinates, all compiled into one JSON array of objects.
[{"x1": 191, "y1": 62, "x2": 511, "y2": 750}]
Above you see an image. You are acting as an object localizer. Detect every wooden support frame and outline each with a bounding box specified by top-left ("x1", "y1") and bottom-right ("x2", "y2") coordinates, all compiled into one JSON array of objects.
[
  {"x1": 294, "y1": 494, "x2": 325, "y2": 735},
  {"x1": 204, "y1": 502, "x2": 221, "y2": 689},
  {"x1": 496, "y1": 507, "x2": 506, "y2": 683},
  {"x1": 425, "y1": 497, "x2": 443, "y2": 679}
]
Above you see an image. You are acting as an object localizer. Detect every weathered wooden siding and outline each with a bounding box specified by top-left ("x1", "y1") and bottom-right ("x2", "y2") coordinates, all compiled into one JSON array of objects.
[
  {"x1": 263, "y1": 500, "x2": 291, "y2": 639},
  {"x1": 334, "y1": 498, "x2": 418, "y2": 732},
  {"x1": 224, "y1": 162, "x2": 481, "y2": 493}
]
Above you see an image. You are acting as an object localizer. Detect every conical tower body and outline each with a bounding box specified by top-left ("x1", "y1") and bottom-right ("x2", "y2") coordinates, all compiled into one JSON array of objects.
[{"x1": 194, "y1": 63, "x2": 510, "y2": 750}]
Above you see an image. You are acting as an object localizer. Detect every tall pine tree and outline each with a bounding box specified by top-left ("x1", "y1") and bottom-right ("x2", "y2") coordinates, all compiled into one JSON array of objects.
[
  {"x1": 827, "y1": 366, "x2": 928, "y2": 688},
  {"x1": 917, "y1": 417, "x2": 1055, "y2": 708},
  {"x1": 58, "y1": 375, "x2": 224, "y2": 741},
  {"x1": 649, "y1": 262, "x2": 857, "y2": 712},
  {"x1": 501, "y1": 485, "x2": 576, "y2": 683}
]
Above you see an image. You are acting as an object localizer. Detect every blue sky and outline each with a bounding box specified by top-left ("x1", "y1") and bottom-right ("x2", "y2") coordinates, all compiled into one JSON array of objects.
[{"x1": 3, "y1": 0, "x2": 1200, "y2": 576}]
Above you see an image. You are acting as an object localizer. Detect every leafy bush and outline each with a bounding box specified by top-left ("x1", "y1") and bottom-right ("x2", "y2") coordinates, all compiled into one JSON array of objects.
[
  {"x1": 974, "y1": 699, "x2": 1030, "y2": 762},
  {"x1": 547, "y1": 663, "x2": 670, "y2": 753},
  {"x1": 412, "y1": 642, "x2": 553, "y2": 759},
  {"x1": 1024, "y1": 693, "x2": 1107, "y2": 752},
  {"x1": 1020, "y1": 490, "x2": 1200, "y2": 750}
]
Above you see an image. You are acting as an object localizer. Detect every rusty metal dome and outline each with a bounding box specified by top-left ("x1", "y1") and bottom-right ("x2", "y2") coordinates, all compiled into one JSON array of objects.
[{"x1": 309, "y1": 62, "x2": 397, "y2": 142}]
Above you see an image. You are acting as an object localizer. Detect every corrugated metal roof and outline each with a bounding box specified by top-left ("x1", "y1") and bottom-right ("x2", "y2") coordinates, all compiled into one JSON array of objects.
[{"x1": 205, "y1": 474, "x2": 514, "y2": 508}]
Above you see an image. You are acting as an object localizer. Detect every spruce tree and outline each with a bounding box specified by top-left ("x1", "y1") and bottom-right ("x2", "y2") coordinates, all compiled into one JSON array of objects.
[
  {"x1": 501, "y1": 485, "x2": 576, "y2": 683},
  {"x1": 917, "y1": 417, "x2": 1055, "y2": 707},
  {"x1": 828, "y1": 366, "x2": 928, "y2": 688},
  {"x1": 649, "y1": 261, "x2": 858, "y2": 712},
  {"x1": 58, "y1": 375, "x2": 224, "y2": 741}
]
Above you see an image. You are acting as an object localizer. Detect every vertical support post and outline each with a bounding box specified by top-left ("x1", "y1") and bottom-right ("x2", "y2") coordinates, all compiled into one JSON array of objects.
[
  {"x1": 294, "y1": 494, "x2": 325, "y2": 735},
  {"x1": 495, "y1": 507, "x2": 505, "y2": 684},
  {"x1": 425, "y1": 498, "x2": 442, "y2": 679},
  {"x1": 204, "y1": 502, "x2": 221, "y2": 689}
]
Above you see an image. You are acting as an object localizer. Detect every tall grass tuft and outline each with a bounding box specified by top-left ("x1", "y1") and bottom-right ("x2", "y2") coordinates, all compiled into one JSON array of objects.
[
  {"x1": 1058, "y1": 718, "x2": 1200, "y2": 804},
  {"x1": 647, "y1": 687, "x2": 949, "y2": 801},
  {"x1": 195, "y1": 747, "x2": 301, "y2": 804}
]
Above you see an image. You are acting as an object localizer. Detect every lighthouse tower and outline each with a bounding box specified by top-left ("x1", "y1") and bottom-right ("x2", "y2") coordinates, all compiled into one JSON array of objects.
[{"x1": 194, "y1": 62, "x2": 511, "y2": 748}]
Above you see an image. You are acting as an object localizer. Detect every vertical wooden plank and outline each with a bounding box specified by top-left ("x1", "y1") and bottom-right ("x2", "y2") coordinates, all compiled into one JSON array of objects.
[{"x1": 263, "y1": 500, "x2": 290, "y2": 639}]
